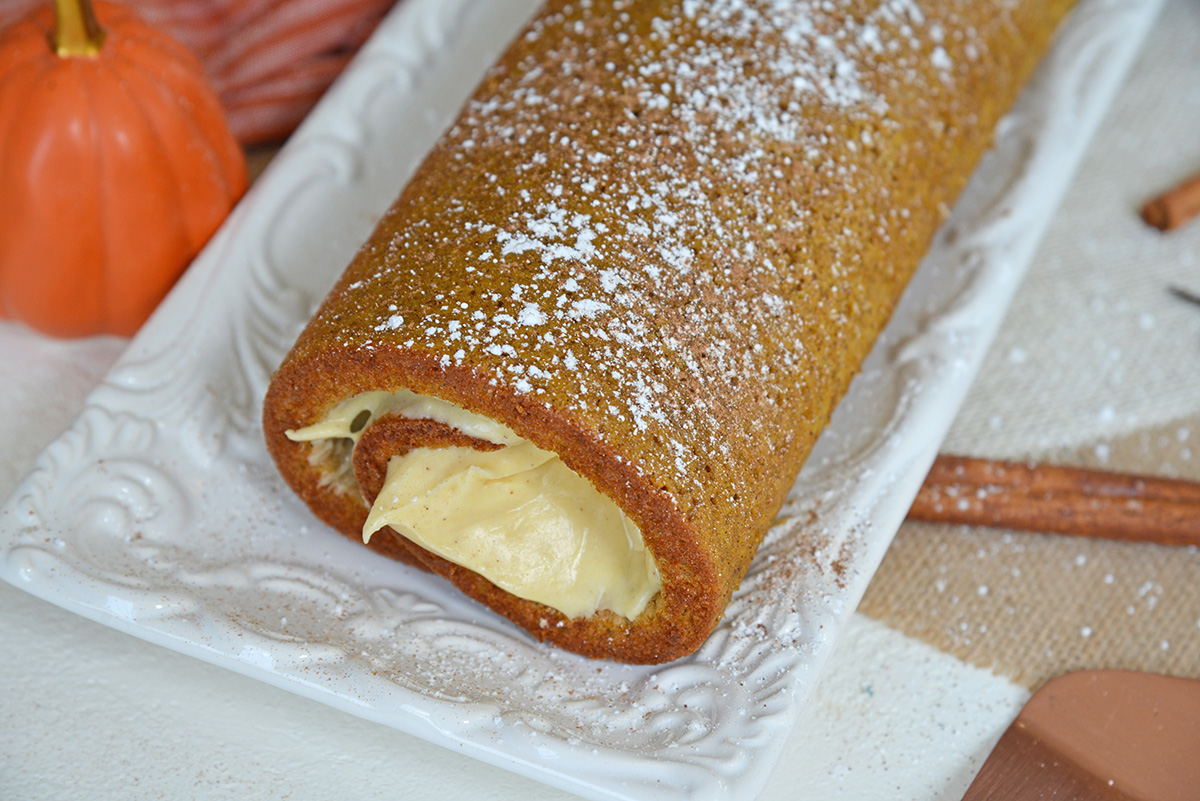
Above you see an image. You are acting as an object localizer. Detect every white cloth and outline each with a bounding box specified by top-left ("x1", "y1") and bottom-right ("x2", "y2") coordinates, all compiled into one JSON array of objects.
[
  {"x1": 946, "y1": 0, "x2": 1200, "y2": 458},
  {"x1": 2, "y1": 0, "x2": 1197, "y2": 798}
]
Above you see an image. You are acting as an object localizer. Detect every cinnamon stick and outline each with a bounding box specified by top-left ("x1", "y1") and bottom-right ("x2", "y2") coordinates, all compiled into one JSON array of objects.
[
  {"x1": 1141, "y1": 169, "x2": 1200, "y2": 231},
  {"x1": 908, "y1": 455, "x2": 1200, "y2": 547}
]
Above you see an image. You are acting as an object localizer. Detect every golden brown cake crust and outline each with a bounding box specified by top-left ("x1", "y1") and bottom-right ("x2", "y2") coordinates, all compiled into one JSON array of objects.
[
  {"x1": 350, "y1": 415, "x2": 502, "y2": 502},
  {"x1": 263, "y1": 0, "x2": 1075, "y2": 663}
]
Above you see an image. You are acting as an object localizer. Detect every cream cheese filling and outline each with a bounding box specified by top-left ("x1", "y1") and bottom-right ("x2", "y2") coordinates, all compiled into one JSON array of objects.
[{"x1": 286, "y1": 390, "x2": 661, "y2": 620}]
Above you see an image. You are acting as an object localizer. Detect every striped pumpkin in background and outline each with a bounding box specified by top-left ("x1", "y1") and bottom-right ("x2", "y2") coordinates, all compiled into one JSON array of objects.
[{"x1": 0, "y1": 0, "x2": 398, "y2": 144}]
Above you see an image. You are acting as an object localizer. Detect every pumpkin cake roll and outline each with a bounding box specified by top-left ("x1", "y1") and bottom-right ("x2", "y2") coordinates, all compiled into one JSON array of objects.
[{"x1": 264, "y1": 0, "x2": 1074, "y2": 663}]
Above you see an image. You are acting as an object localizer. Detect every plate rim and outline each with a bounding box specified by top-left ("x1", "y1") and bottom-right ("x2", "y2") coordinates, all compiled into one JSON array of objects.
[{"x1": 0, "y1": 1, "x2": 1162, "y2": 799}]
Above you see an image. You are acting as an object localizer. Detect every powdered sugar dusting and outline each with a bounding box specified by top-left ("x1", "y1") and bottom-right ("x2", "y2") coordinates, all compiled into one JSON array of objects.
[{"x1": 337, "y1": 0, "x2": 991, "y2": 492}]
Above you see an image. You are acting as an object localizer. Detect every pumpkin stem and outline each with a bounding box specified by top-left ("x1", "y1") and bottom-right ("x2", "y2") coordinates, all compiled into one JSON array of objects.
[{"x1": 54, "y1": 0, "x2": 105, "y2": 57}]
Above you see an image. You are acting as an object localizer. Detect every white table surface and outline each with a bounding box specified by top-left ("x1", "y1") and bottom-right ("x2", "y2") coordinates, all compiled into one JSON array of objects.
[{"x1": 3, "y1": 0, "x2": 1199, "y2": 798}]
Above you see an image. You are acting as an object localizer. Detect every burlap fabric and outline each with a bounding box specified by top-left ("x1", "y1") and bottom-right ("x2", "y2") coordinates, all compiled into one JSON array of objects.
[{"x1": 861, "y1": 0, "x2": 1200, "y2": 689}]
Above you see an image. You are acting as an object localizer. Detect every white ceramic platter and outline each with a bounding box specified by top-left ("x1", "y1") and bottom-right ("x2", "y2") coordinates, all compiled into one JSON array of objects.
[{"x1": 0, "y1": 1, "x2": 1160, "y2": 799}]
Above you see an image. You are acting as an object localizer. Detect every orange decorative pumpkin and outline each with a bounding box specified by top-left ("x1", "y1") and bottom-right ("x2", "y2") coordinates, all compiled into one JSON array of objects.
[{"x1": 0, "y1": 0, "x2": 247, "y2": 337}]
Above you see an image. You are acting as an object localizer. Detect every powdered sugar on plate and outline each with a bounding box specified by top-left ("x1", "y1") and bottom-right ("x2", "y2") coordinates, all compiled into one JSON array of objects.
[{"x1": 0, "y1": 0, "x2": 1163, "y2": 799}]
